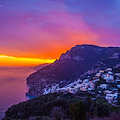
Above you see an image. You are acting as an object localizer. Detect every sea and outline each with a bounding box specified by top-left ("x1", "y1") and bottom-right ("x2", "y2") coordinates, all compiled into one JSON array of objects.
[{"x1": 0, "y1": 67, "x2": 34, "y2": 119}]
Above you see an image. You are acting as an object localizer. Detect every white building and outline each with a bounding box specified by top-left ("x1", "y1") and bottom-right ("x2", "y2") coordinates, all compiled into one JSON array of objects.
[
  {"x1": 80, "y1": 86, "x2": 87, "y2": 91},
  {"x1": 106, "y1": 68, "x2": 112, "y2": 71},
  {"x1": 104, "y1": 90, "x2": 113, "y2": 94},
  {"x1": 108, "y1": 71, "x2": 113, "y2": 75},
  {"x1": 77, "y1": 78, "x2": 82, "y2": 83},
  {"x1": 103, "y1": 74, "x2": 114, "y2": 83},
  {"x1": 76, "y1": 84, "x2": 82, "y2": 88},
  {"x1": 117, "y1": 85, "x2": 120, "y2": 88},
  {"x1": 83, "y1": 79, "x2": 89, "y2": 83},
  {"x1": 95, "y1": 73, "x2": 101, "y2": 77},
  {"x1": 115, "y1": 79, "x2": 120, "y2": 83},
  {"x1": 114, "y1": 93, "x2": 118, "y2": 99},
  {"x1": 115, "y1": 73, "x2": 120, "y2": 77},
  {"x1": 105, "y1": 94, "x2": 114, "y2": 103},
  {"x1": 105, "y1": 92, "x2": 118, "y2": 103},
  {"x1": 89, "y1": 81, "x2": 95, "y2": 89},
  {"x1": 100, "y1": 84, "x2": 108, "y2": 89},
  {"x1": 93, "y1": 79, "x2": 100, "y2": 83}
]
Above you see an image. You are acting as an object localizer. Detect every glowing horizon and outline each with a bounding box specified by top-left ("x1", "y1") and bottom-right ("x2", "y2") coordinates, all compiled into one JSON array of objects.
[{"x1": 0, "y1": 54, "x2": 55, "y2": 67}]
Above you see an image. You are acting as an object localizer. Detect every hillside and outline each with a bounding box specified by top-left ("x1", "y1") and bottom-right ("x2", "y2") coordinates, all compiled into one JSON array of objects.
[
  {"x1": 26, "y1": 44, "x2": 120, "y2": 96},
  {"x1": 3, "y1": 92, "x2": 120, "y2": 120},
  {"x1": 33, "y1": 63, "x2": 50, "y2": 71}
]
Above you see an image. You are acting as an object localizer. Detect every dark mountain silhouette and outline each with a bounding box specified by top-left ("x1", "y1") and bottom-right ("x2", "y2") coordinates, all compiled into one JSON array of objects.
[
  {"x1": 33, "y1": 63, "x2": 50, "y2": 71},
  {"x1": 26, "y1": 44, "x2": 120, "y2": 96}
]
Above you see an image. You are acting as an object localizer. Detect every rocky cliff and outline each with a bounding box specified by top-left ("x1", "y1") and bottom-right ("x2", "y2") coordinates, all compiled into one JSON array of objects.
[{"x1": 26, "y1": 44, "x2": 120, "y2": 96}]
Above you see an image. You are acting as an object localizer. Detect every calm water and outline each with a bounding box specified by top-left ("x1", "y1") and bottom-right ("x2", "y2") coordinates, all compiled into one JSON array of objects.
[{"x1": 0, "y1": 67, "x2": 34, "y2": 119}]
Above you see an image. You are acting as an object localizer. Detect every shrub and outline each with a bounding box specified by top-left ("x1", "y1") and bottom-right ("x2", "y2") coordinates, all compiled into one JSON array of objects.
[
  {"x1": 50, "y1": 106, "x2": 66, "y2": 120},
  {"x1": 70, "y1": 101, "x2": 86, "y2": 120}
]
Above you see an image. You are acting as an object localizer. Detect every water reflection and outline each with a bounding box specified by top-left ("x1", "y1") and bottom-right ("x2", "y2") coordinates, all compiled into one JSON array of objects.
[{"x1": 0, "y1": 67, "x2": 34, "y2": 119}]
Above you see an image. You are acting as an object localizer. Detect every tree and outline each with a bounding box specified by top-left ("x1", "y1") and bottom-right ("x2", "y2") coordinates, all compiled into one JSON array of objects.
[
  {"x1": 70, "y1": 101, "x2": 86, "y2": 120},
  {"x1": 96, "y1": 103, "x2": 109, "y2": 117},
  {"x1": 50, "y1": 106, "x2": 66, "y2": 120}
]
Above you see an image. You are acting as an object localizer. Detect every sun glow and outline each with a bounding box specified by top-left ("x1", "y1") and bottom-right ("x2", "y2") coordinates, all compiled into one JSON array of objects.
[{"x1": 0, "y1": 55, "x2": 55, "y2": 67}]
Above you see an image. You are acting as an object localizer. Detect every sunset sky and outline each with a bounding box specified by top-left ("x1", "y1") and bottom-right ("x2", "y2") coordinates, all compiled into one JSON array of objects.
[{"x1": 0, "y1": 0, "x2": 120, "y2": 66}]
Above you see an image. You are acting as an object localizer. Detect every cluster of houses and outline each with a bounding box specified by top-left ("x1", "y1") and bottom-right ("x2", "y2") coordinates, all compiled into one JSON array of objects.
[
  {"x1": 96, "y1": 68, "x2": 120, "y2": 104},
  {"x1": 43, "y1": 67, "x2": 120, "y2": 104}
]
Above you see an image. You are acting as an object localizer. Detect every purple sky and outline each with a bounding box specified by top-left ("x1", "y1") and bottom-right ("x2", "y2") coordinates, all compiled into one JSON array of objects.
[{"x1": 0, "y1": 0, "x2": 120, "y2": 59}]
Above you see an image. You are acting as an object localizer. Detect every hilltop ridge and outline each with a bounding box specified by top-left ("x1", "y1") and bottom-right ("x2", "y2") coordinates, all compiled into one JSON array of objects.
[{"x1": 26, "y1": 44, "x2": 120, "y2": 96}]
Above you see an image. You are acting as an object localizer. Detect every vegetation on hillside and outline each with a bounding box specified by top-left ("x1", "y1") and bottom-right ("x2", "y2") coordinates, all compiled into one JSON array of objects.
[{"x1": 3, "y1": 92, "x2": 120, "y2": 120}]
